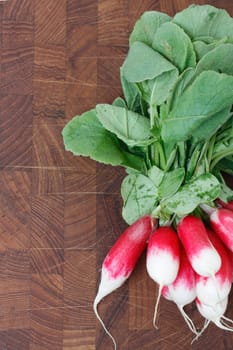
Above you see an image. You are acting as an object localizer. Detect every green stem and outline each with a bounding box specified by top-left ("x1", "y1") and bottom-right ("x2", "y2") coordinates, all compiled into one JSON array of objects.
[
  {"x1": 210, "y1": 147, "x2": 233, "y2": 170},
  {"x1": 157, "y1": 142, "x2": 166, "y2": 170},
  {"x1": 154, "y1": 143, "x2": 160, "y2": 167},
  {"x1": 149, "y1": 101, "x2": 159, "y2": 166},
  {"x1": 193, "y1": 141, "x2": 209, "y2": 176},
  {"x1": 178, "y1": 142, "x2": 186, "y2": 168},
  {"x1": 186, "y1": 145, "x2": 201, "y2": 180},
  {"x1": 207, "y1": 134, "x2": 216, "y2": 165},
  {"x1": 165, "y1": 146, "x2": 178, "y2": 171}
]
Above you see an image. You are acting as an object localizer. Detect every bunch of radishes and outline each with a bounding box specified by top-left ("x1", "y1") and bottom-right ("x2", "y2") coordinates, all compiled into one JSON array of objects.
[
  {"x1": 94, "y1": 200, "x2": 233, "y2": 349},
  {"x1": 61, "y1": 4, "x2": 233, "y2": 348}
]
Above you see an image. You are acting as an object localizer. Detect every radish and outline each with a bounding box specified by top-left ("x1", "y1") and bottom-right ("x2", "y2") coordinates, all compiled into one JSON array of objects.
[
  {"x1": 195, "y1": 297, "x2": 233, "y2": 338},
  {"x1": 146, "y1": 226, "x2": 180, "y2": 327},
  {"x1": 93, "y1": 215, "x2": 154, "y2": 349},
  {"x1": 164, "y1": 246, "x2": 197, "y2": 334},
  {"x1": 162, "y1": 285, "x2": 173, "y2": 301},
  {"x1": 210, "y1": 208, "x2": 233, "y2": 252},
  {"x1": 196, "y1": 229, "x2": 232, "y2": 307},
  {"x1": 177, "y1": 215, "x2": 221, "y2": 277},
  {"x1": 216, "y1": 199, "x2": 233, "y2": 211}
]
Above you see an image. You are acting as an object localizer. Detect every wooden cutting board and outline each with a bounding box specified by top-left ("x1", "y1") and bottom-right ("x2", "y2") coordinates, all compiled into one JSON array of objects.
[{"x1": 0, "y1": 0, "x2": 233, "y2": 349}]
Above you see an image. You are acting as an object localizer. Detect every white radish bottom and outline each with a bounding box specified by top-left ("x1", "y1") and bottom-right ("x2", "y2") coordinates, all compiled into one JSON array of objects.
[
  {"x1": 194, "y1": 297, "x2": 233, "y2": 341},
  {"x1": 196, "y1": 275, "x2": 231, "y2": 307},
  {"x1": 191, "y1": 247, "x2": 221, "y2": 277}
]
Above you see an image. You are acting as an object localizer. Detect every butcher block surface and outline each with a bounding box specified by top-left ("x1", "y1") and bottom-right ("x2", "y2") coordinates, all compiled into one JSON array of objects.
[{"x1": 0, "y1": 0, "x2": 233, "y2": 349}]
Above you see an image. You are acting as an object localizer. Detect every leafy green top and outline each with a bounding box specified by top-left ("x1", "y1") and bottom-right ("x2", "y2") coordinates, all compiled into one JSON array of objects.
[{"x1": 62, "y1": 4, "x2": 233, "y2": 225}]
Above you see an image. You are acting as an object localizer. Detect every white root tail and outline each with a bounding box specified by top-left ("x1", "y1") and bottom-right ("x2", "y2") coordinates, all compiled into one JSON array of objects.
[
  {"x1": 153, "y1": 285, "x2": 162, "y2": 329},
  {"x1": 222, "y1": 315, "x2": 233, "y2": 325},
  {"x1": 178, "y1": 306, "x2": 198, "y2": 335},
  {"x1": 191, "y1": 319, "x2": 210, "y2": 344},
  {"x1": 215, "y1": 318, "x2": 233, "y2": 331},
  {"x1": 93, "y1": 295, "x2": 117, "y2": 350}
]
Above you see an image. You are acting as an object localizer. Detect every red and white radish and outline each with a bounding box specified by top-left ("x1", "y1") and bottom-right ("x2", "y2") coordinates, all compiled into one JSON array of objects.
[
  {"x1": 210, "y1": 208, "x2": 233, "y2": 252},
  {"x1": 94, "y1": 215, "x2": 154, "y2": 349},
  {"x1": 165, "y1": 246, "x2": 197, "y2": 334},
  {"x1": 146, "y1": 226, "x2": 180, "y2": 327},
  {"x1": 177, "y1": 215, "x2": 221, "y2": 277},
  {"x1": 196, "y1": 229, "x2": 232, "y2": 306}
]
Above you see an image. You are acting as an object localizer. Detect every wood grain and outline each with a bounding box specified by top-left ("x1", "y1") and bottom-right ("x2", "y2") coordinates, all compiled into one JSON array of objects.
[{"x1": 0, "y1": 0, "x2": 233, "y2": 349}]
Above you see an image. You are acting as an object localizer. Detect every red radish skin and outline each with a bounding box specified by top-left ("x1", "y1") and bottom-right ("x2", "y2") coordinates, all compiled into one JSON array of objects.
[
  {"x1": 169, "y1": 247, "x2": 196, "y2": 305},
  {"x1": 216, "y1": 199, "x2": 233, "y2": 211},
  {"x1": 146, "y1": 226, "x2": 180, "y2": 327},
  {"x1": 196, "y1": 229, "x2": 232, "y2": 306},
  {"x1": 177, "y1": 215, "x2": 221, "y2": 277},
  {"x1": 162, "y1": 286, "x2": 172, "y2": 301},
  {"x1": 93, "y1": 215, "x2": 154, "y2": 349},
  {"x1": 210, "y1": 208, "x2": 233, "y2": 252},
  {"x1": 163, "y1": 247, "x2": 197, "y2": 334}
]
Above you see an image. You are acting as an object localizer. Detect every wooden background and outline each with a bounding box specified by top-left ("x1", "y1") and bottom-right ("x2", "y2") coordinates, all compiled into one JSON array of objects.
[{"x1": 0, "y1": 0, "x2": 233, "y2": 349}]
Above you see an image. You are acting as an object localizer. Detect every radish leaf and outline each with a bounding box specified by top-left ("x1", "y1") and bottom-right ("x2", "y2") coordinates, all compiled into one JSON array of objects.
[
  {"x1": 162, "y1": 173, "x2": 220, "y2": 216},
  {"x1": 122, "y1": 41, "x2": 177, "y2": 83},
  {"x1": 158, "y1": 167, "x2": 185, "y2": 198},
  {"x1": 62, "y1": 109, "x2": 144, "y2": 170},
  {"x1": 121, "y1": 174, "x2": 159, "y2": 224},
  {"x1": 129, "y1": 11, "x2": 171, "y2": 47},
  {"x1": 194, "y1": 44, "x2": 233, "y2": 77},
  {"x1": 173, "y1": 4, "x2": 233, "y2": 42},
  {"x1": 152, "y1": 22, "x2": 196, "y2": 71},
  {"x1": 96, "y1": 104, "x2": 152, "y2": 147},
  {"x1": 162, "y1": 71, "x2": 233, "y2": 142}
]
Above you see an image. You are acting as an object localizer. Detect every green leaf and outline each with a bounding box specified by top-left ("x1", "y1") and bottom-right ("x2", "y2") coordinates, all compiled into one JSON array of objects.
[
  {"x1": 190, "y1": 107, "x2": 232, "y2": 142},
  {"x1": 122, "y1": 41, "x2": 177, "y2": 83},
  {"x1": 193, "y1": 40, "x2": 225, "y2": 61},
  {"x1": 173, "y1": 4, "x2": 233, "y2": 42},
  {"x1": 162, "y1": 173, "x2": 221, "y2": 216},
  {"x1": 120, "y1": 69, "x2": 141, "y2": 112},
  {"x1": 158, "y1": 168, "x2": 185, "y2": 198},
  {"x1": 112, "y1": 97, "x2": 127, "y2": 108},
  {"x1": 140, "y1": 69, "x2": 178, "y2": 106},
  {"x1": 96, "y1": 104, "x2": 152, "y2": 147},
  {"x1": 162, "y1": 71, "x2": 233, "y2": 142},
  {"x1": 194, "y1": 44, "x2": 233, "y2": 77},
  {"x1": 129, "y1": 11, "x2": 171, "y2": 47},
  {"x1": 152, "y1": 22, "x2": 196, "y2": 71},
  {"x1": 148, "y1": 165, "x2": 164, "y2": 187},
  {"x1": 121, "y1": 173, "x2": 158, "y2": 224},
  {"x1": 62, "y1": 109, "x2": 144, "y2": 170},
  {"x1": 167, "y1": 68, "x2": 195, "y2": 111}
]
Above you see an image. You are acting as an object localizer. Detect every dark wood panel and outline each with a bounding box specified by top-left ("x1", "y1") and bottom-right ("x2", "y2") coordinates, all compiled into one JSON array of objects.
[{"x1": 0, "y1": 0, "x2": 233, "y2": 349}]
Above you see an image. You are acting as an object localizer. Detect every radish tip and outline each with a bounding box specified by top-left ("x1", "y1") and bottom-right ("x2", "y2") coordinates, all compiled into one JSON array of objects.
[
  {"x1": 153, "y1": 285, "x2": 162, "y2": 330},
  {"x1": 93, "y1": 296, "x2": 117, "y2": 350}
]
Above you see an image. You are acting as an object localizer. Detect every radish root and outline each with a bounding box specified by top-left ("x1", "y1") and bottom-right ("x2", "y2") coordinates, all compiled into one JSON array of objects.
[
  {"x1": 215, "y1": 318, "x2": 233, "y2": 331},
  {"x1": 178, "y1": 306, "x2": 198, "y2": 335},
  {"x1": 93, "y1": 296, "x2": 117, "y2": 350},
  {"x1": 191, "y1": 319, "x2": 210, "y2": 344},
  {"x1": 153, "y1": 285, "x2": 162, "y2": 329},
  {"x1": 222, "y1": 315, "x2": 233, "y2": 324}
]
